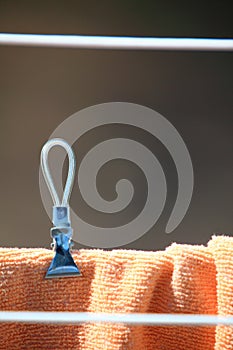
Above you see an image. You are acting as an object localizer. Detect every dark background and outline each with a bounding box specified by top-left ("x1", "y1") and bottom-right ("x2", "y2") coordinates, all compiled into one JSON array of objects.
[{"x1": 0, "y1": 1, "x2": 232, "y2": 250}]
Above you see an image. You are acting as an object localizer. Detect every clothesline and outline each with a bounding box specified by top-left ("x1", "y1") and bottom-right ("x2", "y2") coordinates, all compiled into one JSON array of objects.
[
  {"x1": 0, "y1": 33, "x2": 233, "y2": 51},
  {"x1": 1, "y1": 311, "x2": 233, "y2": 326}
]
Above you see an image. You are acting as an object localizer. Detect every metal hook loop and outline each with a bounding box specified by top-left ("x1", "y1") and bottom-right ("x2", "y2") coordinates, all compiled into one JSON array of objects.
[{"x1": 40, "y1": 138, "x2": 75, "y2": 207}]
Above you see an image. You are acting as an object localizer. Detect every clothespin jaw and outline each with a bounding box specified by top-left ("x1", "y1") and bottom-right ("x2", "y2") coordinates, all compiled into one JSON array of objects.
[{"x1": 45, "y1": 206, "x2": 81, "y2": 278}]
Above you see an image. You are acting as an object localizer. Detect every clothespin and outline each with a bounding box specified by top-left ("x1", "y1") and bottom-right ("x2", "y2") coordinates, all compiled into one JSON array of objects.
[{"x1": 40, "y1": 138, "x2": 81, "y2": 278}]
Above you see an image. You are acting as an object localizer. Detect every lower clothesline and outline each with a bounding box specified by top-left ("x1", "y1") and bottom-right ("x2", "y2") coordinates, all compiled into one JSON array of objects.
[{"x1": 0, "y1": 311, "x2": 233, "y2": 326}]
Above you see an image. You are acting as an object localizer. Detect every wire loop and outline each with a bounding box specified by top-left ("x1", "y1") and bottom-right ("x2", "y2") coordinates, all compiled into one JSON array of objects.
[{"x1": 40, "y1": 138, "x2": 75, "y2": 207}]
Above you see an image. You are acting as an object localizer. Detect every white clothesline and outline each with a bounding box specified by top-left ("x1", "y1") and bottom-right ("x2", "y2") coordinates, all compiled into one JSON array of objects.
[
  {"x1": 0, "y1": 33, "x2": 232, "y2": 51},
  {"x1": 0, "y1": 312, "x2": 233, "y2": 326}
]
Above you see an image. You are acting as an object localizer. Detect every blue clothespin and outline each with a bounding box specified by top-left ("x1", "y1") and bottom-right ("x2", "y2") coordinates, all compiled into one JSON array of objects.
[{"x1": 41, "y1": 138, "x2": 81, "y2": 278}]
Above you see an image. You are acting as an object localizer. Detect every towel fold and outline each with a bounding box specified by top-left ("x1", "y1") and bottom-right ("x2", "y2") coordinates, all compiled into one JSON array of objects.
[{"x1": 0, "y1": 235, "x2": 232, "y2": 349}]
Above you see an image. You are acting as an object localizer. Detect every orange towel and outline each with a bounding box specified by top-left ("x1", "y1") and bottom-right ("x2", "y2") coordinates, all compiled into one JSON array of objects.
[{"x1": 0, "y1": 235, "x2": 232, "y2": 349}]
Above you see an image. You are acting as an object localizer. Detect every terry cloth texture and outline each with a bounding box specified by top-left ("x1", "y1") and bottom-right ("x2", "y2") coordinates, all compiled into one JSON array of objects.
[{"x1": 0, "y1": 235, "x2": 232, "y2": 350}]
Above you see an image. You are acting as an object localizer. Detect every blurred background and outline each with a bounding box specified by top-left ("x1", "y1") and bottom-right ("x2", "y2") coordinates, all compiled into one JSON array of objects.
[{"x1": 0, "y1": 1, "x2": 232, "y2": 250}]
